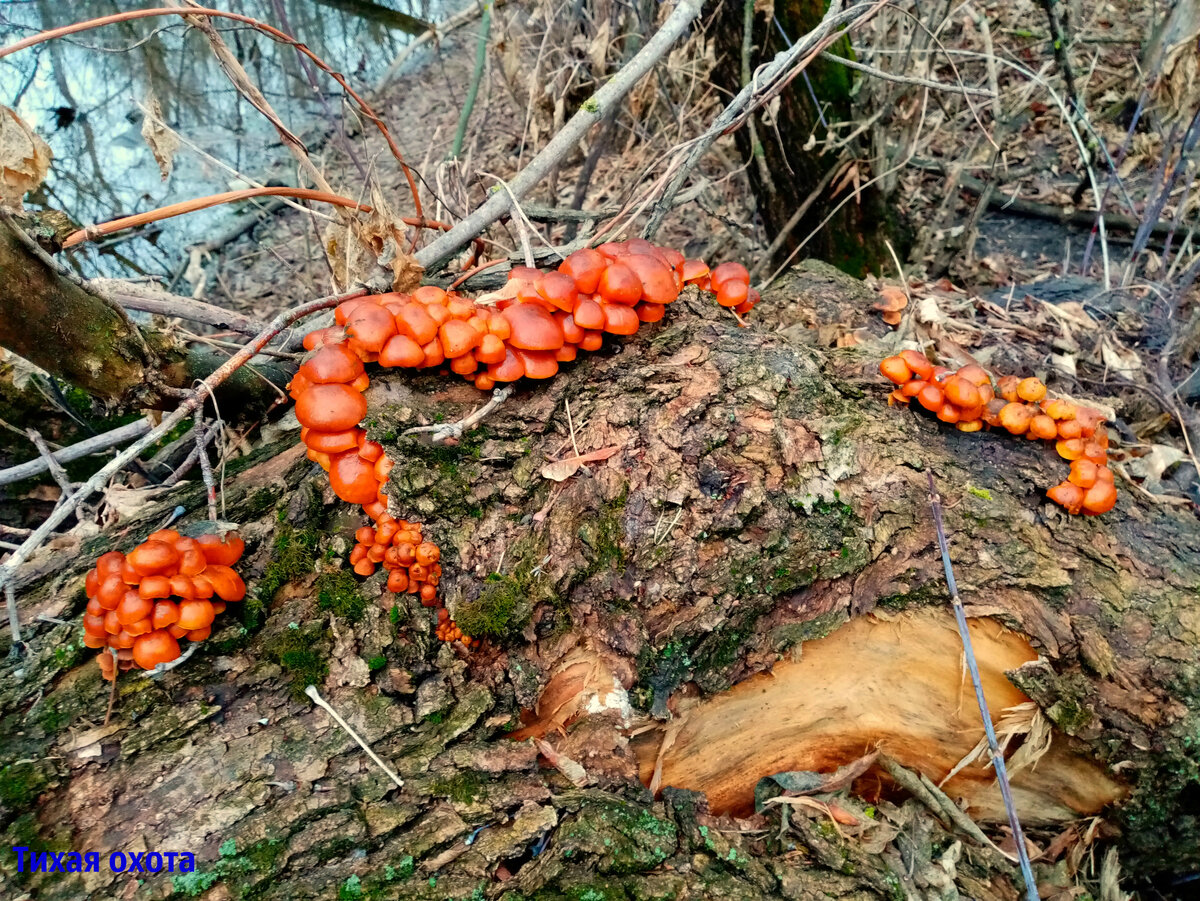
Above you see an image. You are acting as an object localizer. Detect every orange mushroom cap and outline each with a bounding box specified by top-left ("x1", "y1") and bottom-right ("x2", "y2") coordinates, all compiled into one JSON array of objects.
[
  {"x1": 379, "y1": 334, "x2": 426, "y2": 368},
  {"x1": 299, "y1": 343, "x2": 365, "y2": 385},
  {"x1": 345, "y1": 304, "x2": 397, "y2": 353},
  {"x1": 127, "y1": 540, "x2": 179, "y2": 576},
  {"x1": 879, "y1": 356, "x2": 913, "y2": 385},
  {"x1": 295, "y1": 383, "x2": 368, "y2": 433},
  {"x1": 329, "y1": 450, "x2": 382, "y2": 505},
  {"x1": 898, "y1": 349, "x2": 934, "y2": 381},
  {"x1": 710, "y1": 261, "x2": 750, "y2": 289},
  {"x1": 1081, "y1": 480, "x2": 1117, "y2": 515},
  {"x1": 132, "y1": 630, "x2": 181, "y2": 670},
  {"x1": 944, "y1": 376, "x2": 982, "y2": 410},
  {"x1": 602, "y1": 303, "x2": 640, "y2": 335},
  {"x1": 559, "y1": 248, "x2": 607, "y2": 294},
  {"x1": 597, "y1": 262, "x2": 642, "y2": 305},
  {"x1": 502, "y1": 303, "x2": 565, "y2": 351},
  {"x1": 1047, "y1": 481, "x2": 1084, "y2": 514},
  {"x1": 623, "y1": 254, "x2": 678, "y2": 305},
  {"x1": 1016, "y1": 377, "x2": 1047, "y2": 403}
]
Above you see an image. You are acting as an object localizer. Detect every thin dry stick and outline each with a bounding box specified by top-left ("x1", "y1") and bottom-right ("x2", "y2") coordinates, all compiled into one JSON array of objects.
[
  {"x1": 193, "y1": 404, "x2": 219, "y2": 522},
  {"x1": 305, "y1": 685, "x2": 404, "y2": 789},
  {"x1": 414, "y1": 0, "x2": 705, "y2": 270},
  {"x1": 927, "y1": 472, "x2": 1039, "y2": 901},
  {"x1": 26, "y1": 430, "x2": 74, "y2": 498},
  {"x1": 403, "y1": 386, "x2": 513, "y2": 444},
  {"x1": 0, "y1": 420, "x2": 152, "y2": 488},
  {"x1": 103, "y1": 649, "x2": 119, "y2": 724},
  {"x1": 163, "y1": 422, "x2": 220, "y2": 487},
  {"x1": 105, "y1": 286, "x2": 269, "y2": 336},
  {"x1": 4, "y1": 584, "x2": 23, "y2": 656},
  {"x1": 0, "y1": 289, "x2": 364, "y2": 594}
]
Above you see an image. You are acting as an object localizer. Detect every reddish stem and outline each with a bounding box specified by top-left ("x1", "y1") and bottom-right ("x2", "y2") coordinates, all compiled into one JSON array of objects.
[{"x1": 62, "y1": 188, "x2": 456, "y2": 249}]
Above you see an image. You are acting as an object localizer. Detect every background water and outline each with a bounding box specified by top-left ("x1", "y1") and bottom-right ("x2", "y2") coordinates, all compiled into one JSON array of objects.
[{"x1": 0, "y1": 0, "x2": 437, "y2": 279}]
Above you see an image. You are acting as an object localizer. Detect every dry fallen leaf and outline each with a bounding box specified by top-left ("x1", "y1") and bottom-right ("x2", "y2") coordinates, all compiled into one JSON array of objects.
[
  {"x1": 1100, "y1": 335, "x2": 1142, "y2": 378},
  {"x1": 141, "y1": 93, "x2": 179, "y2": 180},
  {"x1": 541, "y1": 445, "x2": 623, "y2": 482},
  {"x1": 0, "y1": 105, "x2": 52, "y2": 211},
  {"x1": 324, "y1": 184, "x2": 422, "y2": 292}
]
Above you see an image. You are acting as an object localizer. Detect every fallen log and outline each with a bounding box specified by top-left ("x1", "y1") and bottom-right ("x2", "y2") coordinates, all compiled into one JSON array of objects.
[{"x1": 0, "y1": 264, "x2": 1196, "y2": 900}]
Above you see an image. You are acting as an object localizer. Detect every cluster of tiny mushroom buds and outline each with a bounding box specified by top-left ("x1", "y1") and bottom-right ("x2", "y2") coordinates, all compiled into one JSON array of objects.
[
  {"x1": 291, "y1": 240, "x2": 756, "y2": 645},
  {"x1": 83, "y1": 530, "x2": 246, "y2": 679},
  {"x1": 880, "y1": 349, "x2": 1117, "y2": 515}
]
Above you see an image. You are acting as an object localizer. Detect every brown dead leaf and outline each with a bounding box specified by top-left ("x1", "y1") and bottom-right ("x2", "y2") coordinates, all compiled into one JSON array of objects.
[
  {"x1": 0, "y1": 105, "x2": 52, "y2": 211},
  {"x1": 541, "y1": 445, "x2": 623, "y2": 482},
  {"x1": 141, "y1": 93, "x2": 178, "y2": 180},
  {"x1": 324, "y1": 184, "x2": 423, "y2": 292}
]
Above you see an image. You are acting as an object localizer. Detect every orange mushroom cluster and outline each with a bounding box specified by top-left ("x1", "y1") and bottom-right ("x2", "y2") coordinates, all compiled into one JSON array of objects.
[
  {"x1": 880, "y1": 350, "x2": 1117, "y2": 515},
  {"x1": 291, "y1": 241, "x2": 756, "y2": 645},
  {"x1": 82, "y1": 530, "x2": 246, "y2": 680}
]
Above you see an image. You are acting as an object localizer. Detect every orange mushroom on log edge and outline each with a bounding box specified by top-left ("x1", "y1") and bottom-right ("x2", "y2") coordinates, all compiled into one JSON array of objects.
[
  {"x1": 290, "y1": 241, "x2": 756, "y2": 647},
  {"x1": 879, "y1": 351, "x2": 1117, "y2": 515}
]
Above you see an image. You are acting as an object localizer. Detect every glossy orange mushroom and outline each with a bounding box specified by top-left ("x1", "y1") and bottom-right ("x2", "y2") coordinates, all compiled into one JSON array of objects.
[{"x1": 295, "y1": 383, "x2": 368, "y2": 433}]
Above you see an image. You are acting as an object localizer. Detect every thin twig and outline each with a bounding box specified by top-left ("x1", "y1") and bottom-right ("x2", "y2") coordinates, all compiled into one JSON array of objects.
[
  {"x1": 927, "y1": 471, "x2": 1039, "y2": 901},
  {"x1": 194, "y1": 403, "x2": 219, "y2": 522},
  {"x1": 4, "y1": 584, "x2": 24, "y2": 657},
  {"x1": 403, "y1": 386, "x2": 513, "y2": 444},
  {"x1": 26, "y1": 430, "x2": 74, "y2": 498},
  {"x1": 820, "y1": 49, "x2": 994, "y2": 96},
  {"x1": 138, "y1": 641, "x2": 198, "y2": 678},
  {"x1": 103, "y1": 285, "x2": 270, "y2": 336},
  {"x1": 103, "y1": 650, "x2": 119, "y2": 725},
  {"x1": 0, "y1": 420, "x2": 152, "y2": 489},
  {"x1": 305, "y1": 685, "x2": 404, "y2": 789}
]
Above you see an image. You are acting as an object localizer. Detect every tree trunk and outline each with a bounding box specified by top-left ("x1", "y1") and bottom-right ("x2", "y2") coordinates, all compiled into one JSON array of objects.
[
  {"x1": 712, "y1": 0, "x2": 895, "y2": 276},
  {"x1": 0, "y1": 217, "x2": 290, "y2": 418},
  {"x1": 0, "y1": 217, "x2": 152, "y2": 400},
  {"x1": 1, "y1": 265, "x2": 1197, "y2": 900}
]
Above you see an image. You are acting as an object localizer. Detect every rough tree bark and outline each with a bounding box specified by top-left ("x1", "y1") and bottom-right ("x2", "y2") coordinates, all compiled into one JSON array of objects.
[
  {"x1": 712, "y1": 0, "x2": 895, "y2": 275},
  {"x1": 1, "y1": 265, "x2": 1197, "y2": 900}
]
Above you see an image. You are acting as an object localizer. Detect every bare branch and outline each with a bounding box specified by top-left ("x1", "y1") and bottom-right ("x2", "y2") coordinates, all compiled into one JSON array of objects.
[{"x1": 414, "y1": 0, "x2": 705, "y2": 271}]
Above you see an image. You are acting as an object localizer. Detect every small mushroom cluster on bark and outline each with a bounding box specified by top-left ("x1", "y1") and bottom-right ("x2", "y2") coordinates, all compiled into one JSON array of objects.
[
  {"x1": 880, "y1": 350, "x2": 1117, "y2": 515},
  {"x1": 83, "y1": 531, "x2": 246, "y2": 678}
]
